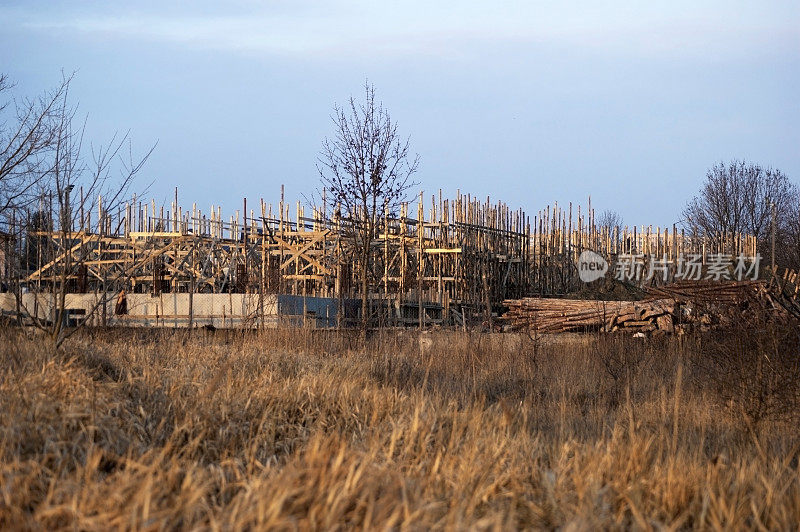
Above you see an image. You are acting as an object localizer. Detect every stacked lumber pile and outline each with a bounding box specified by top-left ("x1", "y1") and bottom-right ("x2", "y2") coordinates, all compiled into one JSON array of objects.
[
  {"x1": 646, "y1": 280, "x2": 764, "y2": 305},
  {"x1": 502, "y1": 279, "x2": 800, "y2": 334},
  {"x1": 501, "y1": 298, "x2": 675, "y2": 333},
  {"x1": 647, "y1": 279, "x2": 799, "y2": 325}
]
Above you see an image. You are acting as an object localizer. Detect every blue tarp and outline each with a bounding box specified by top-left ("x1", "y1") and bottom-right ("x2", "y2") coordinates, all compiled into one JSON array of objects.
[{"x1": 277, "y1": 295, "x2": 360, "y2": 327}]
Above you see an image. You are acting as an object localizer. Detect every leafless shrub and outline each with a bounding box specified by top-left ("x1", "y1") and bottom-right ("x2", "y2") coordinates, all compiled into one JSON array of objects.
[
  {"x1": 689, "y1": 324, "x2": 800, "y2": 433},
  {"x1": 594, "y1": 333, "x2": 660, "y2": 407}
]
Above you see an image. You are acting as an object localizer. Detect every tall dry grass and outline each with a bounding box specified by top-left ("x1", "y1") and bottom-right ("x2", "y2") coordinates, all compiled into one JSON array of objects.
[{"x1": 1, "y1": 326, "x2": 798, "y2": 530}]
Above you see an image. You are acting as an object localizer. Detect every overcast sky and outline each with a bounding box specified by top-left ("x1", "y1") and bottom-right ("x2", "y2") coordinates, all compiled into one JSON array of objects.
[{"x1": 3, "y1": 1, "x2": 798, "y2": 226}]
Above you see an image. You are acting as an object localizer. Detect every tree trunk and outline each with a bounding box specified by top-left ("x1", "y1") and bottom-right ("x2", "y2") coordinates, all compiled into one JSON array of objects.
[{"x1": 361, "y1": 243, "x2": 369, "y2": 330}]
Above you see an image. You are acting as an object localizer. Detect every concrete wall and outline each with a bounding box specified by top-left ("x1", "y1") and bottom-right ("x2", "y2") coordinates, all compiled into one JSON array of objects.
[
  {"x1": 1, "y1": 292, "x2": 118, "y2": 325},
  {"x1": 121, "y1": 292, "x2": 278, "y2": 328},
  {"x1": 0, "y1": 292, "x2": 371, "y2": 329},
  {"x1": 0, "y1": 292, "x2": 280, "y2": 328}
]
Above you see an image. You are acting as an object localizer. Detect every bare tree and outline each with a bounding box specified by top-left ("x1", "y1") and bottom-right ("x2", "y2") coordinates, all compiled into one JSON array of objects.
[
  {"x1": 0, "y1": 73, "x2": 72, "y2": 219},
  {"x1": 783, "y1": 194, "x2": 800, "y2": 270},
  {"x1": 683, "y1": 160, "x2": 798, "y2": 269},
  {"x1": 7, "y1": 74, "x2": 154, "y2": 347},
  {"x1": 317, "y1": 83, "x2": 419, "y2": 327},
  {"x1": 596, "y1": 209, "x2": 623, "y2": 232}
]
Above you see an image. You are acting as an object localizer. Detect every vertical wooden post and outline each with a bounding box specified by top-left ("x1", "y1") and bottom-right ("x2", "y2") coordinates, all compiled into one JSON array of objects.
[
  {"x1": 418, "y1": 190, "x2": 424, "y2": 328},
  {"x1": 384, "y1": 200, "x2": 389, "y2": 322},
  {"x1": 280, "y1": 185, "x2": 285, "y2": 296}
]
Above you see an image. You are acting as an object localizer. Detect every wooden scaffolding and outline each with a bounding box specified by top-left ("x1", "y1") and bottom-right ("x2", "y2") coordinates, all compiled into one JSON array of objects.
[
  {"x1": 19, "y1": 188, "x2": 531, "y2": 325},
  {"x1": 11, "y1": 187, "x2": 760, "y2": 326}
]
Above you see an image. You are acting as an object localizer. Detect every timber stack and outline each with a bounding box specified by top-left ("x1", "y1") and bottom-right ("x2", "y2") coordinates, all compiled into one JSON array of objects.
[
  {"x1": 502, "y1": 278, "x2": 800, "y2": 334},
  {"x1": 500, "y1": 297, "x2": 676, "y2": 333},
  {"x1": 646, "y1": 279, "x2": 800, "y2": 324}
]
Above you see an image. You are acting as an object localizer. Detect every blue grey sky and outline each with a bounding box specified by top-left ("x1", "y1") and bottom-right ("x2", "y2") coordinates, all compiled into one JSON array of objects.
[{"x1": 3, "y1": 1, "x2": 798, "y2": 226}]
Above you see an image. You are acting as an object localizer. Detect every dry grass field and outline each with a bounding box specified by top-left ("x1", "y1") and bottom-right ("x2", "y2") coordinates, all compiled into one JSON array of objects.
[{"x1": 1, "y1": 326, "x2": 799, "y2": 530}]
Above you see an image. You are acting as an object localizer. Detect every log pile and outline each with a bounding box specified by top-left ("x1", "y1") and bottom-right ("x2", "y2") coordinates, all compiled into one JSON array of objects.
[
  {"x1": 502, "y1": 279, "x2": 799, "y2": 334},
  {"x1": 501, "y1": 297, "x2": 675, "y2": 333},
  {"x1": 645, "y1": 280, "x2": 765, "y2": 305},
  {"x1": 647, "y1": 279, "x2": 800, "y2": 325}
]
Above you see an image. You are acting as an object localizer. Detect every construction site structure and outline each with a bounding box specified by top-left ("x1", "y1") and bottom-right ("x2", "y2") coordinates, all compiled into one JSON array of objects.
[{"x1": 0, "y1": 187, "x2": 761, "y2": 328}]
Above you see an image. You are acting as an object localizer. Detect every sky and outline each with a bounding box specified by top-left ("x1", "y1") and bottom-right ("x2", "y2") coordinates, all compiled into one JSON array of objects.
[{"x1": 2, "y1": 0, "x2": 798, "y2": 227}]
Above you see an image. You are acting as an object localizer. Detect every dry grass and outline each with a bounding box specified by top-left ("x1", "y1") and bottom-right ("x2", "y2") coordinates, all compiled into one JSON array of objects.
[{"x1": 1, "y1": 326, "x2": 798, "y2": 530}]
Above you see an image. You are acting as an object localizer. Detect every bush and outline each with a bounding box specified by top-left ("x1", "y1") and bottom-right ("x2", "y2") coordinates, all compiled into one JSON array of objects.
[{"x1": 690, "y1": 324, "x2": 800, "y2": 432}]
